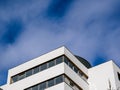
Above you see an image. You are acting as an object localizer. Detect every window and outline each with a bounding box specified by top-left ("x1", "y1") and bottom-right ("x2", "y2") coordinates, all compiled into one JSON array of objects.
[
  {"x1": 41, "y1": 63, "x2": 47, "y2": 71},
  {"x1": 48, "y1": 79, "x2": 54, "y2": 87},
  {"x1": 64, "y1": 75, "x2": 83, "y2": 90},
  {"x1": 33, "y1": 66, "x2": 39, "y2": 74},
  {"x1": 70, "y1": 81, "x2": 74, "y2": 87},
  {"x1": 12, "y1": 75, "x2": 18, "y2": 83},
  {"x1": 78, "y1": 71, "x2": 83, "y2": 77},
  {"x1": 64, "y1": 56, "x2": 69, "y2": 65},
  {"x1": 39, "y1": 82, "x2": 46, "y2": 90},
  {"x1": 26, "y1": 69, "x2": 32, "y2": 77},
  {"x1": 56, "y1": 75, "x2": 63, "y2": 84},
  {"x1": 74, "y1": 66, "x2": 79, "y2": 73},
  {"x1": 117, "y1": 72, "x2": 120, "y2": 81},
  {"x1": 65, "y1": 76, "x2": 74, "y2": 87},
  {"x1": 32, "y1": 85, "x2": 38, "y2": 90},
  {"x1": 48, "y1": 60, "x2": 55, "y2": 68},
  {"x1": 69, "y1": 62, "x2": 74, "y2": 70},
  {"x1": 56, "y1": 56, "x2": 63, "y2": 65},
  {"x1": 19, "y1": 72, "x2": 25, "y2": 80}
]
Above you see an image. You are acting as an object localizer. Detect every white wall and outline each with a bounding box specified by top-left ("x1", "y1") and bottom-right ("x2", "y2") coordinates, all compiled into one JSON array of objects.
[
  {"x1": 112, "y1": 62, "x2": 120, "y2": 89},
  {"x1": 88, "y1": 61, "x2": 120, "y2": 90}
]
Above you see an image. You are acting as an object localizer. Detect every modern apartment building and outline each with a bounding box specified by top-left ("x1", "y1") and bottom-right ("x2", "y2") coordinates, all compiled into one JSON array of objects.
[{"x1": 0, "y1": 46, "x2": 120, "y2": 90}]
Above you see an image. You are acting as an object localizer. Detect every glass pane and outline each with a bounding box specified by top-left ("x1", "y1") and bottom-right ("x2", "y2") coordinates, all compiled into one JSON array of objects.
[
  {"x1": 19, "y1": 72, "x2": 25, "y2": 80},
  {"x1": 64, "y1": 56, "x2": 69, "y2": 65},
  {"x1": 39, "y1": 82, "x2": 46, "y2": 90},
  {"x1": 56, "y1": 75, "x2": 63, "y2": 84},
  {"x1": 56, "y1": 56, "x2": 63, "y2": 65},
  {"x1": 12, "y1": 75, "x2": 18, "y2": 83},
  {"x1": 41, "y1": 63, "x2": 47, "y2": 71},
  {"x1": 26, "y1": 69, "x2": 32, "y2": 77},
  {"x1": 48, "y1": 79, "x2": 54, "y2": 87},
  {"x1": 48, "y1": 60, "x2": 55, "y2": 68},
  {"x1": 69, "y1": 62, "x2": 74, "y2": 70},
  {"x1": 74, "y1": 66, "x2": 79, "y2": 73},
  {"x1": 32, "y1": 85, "x2": 38, "y2": 90},
  {"x1": 33, "y1": 66, "x2": 39, "y2": 74}
]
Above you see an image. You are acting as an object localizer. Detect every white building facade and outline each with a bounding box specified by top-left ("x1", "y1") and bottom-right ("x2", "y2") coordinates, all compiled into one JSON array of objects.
[
  {"x1": 0, "y1": 46, "x2": 120, "y2": 90},
  {"x1": 88, "y1": 61, "x2": 120, "y2": 90}
]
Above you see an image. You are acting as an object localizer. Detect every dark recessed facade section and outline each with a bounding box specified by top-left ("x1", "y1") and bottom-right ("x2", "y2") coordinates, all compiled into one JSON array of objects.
[
  {"x1": 117, "y1": 72, "x2": 120, "y2": 81},
  {"x1": 75, "y1": 55, "x2": 92, "y2": 69}
]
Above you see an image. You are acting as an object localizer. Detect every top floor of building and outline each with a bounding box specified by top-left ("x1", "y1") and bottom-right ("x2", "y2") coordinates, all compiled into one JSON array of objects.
[{"x1": 0, "y1": 46, "x2": 120, "y2": 90}]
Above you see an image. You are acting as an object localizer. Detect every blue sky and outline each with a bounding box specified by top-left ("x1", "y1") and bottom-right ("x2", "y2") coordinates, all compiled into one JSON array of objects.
[{"x1": 0, "y1": 0, "x2": 120, "y2": 86}]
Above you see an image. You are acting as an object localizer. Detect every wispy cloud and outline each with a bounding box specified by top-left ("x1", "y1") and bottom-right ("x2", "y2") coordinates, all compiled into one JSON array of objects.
[{"x1": 0, "y1": 0, "x2": 120, "y2": 85}]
